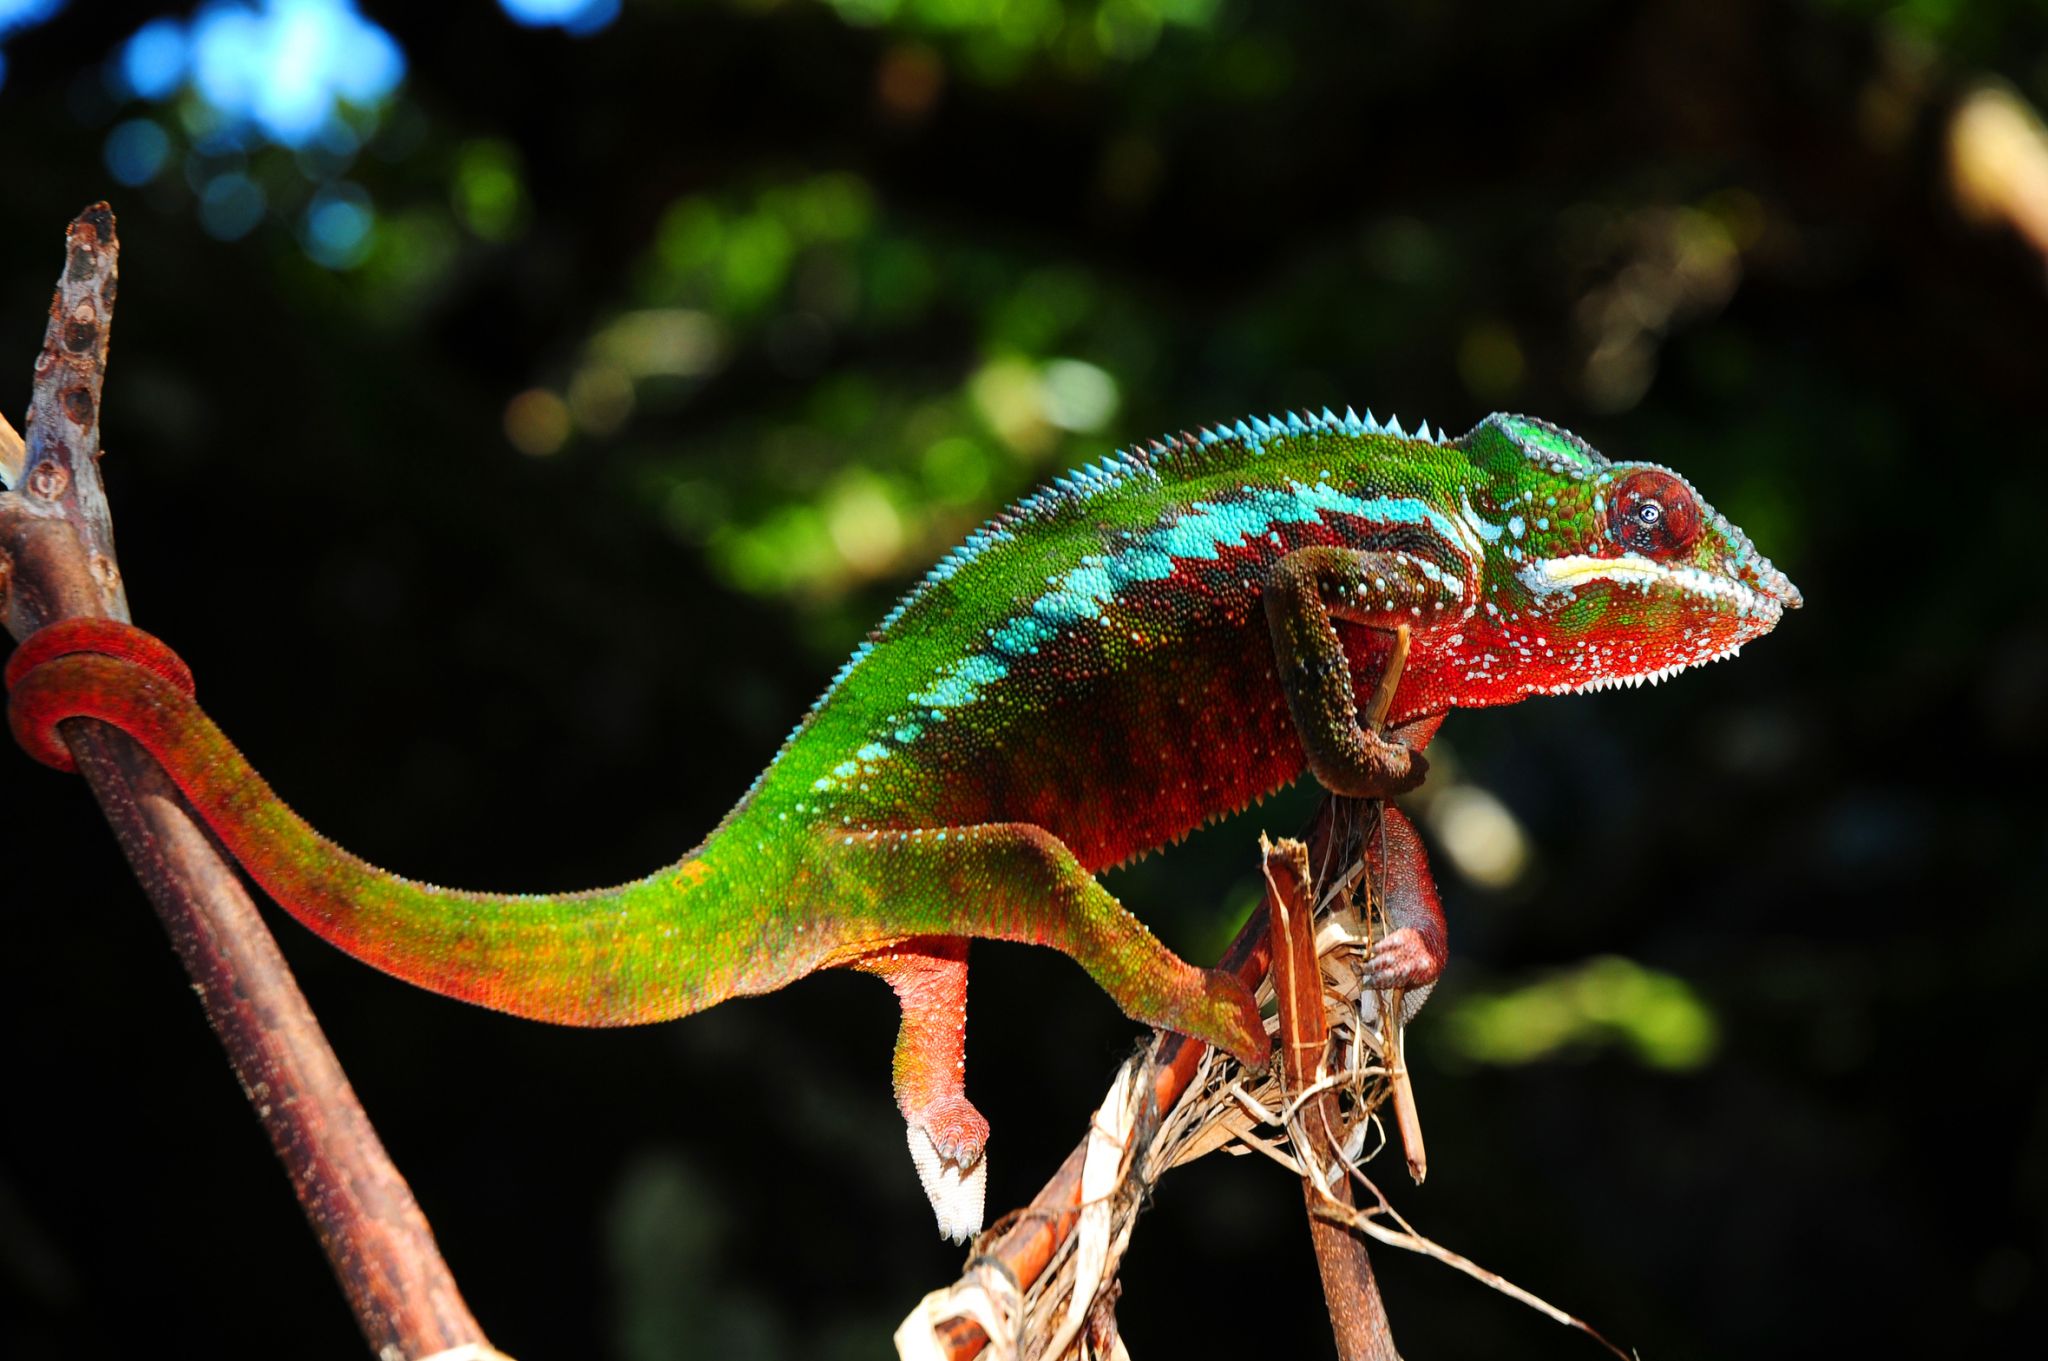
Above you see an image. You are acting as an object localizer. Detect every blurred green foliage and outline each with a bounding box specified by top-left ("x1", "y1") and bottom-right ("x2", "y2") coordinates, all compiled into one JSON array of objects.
[
  {"x1": 812, "y1": 0, "x2": 1224, "y2": 78},
  {"x1": 1439, "y1": 956, "x2": 1720, "y2": 1070}
]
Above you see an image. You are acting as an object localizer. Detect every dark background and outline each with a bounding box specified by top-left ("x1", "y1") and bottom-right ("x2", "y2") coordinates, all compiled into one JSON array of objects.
[{"x1": 1, "y1": 1, "x2": 2043, "y2": 1356}]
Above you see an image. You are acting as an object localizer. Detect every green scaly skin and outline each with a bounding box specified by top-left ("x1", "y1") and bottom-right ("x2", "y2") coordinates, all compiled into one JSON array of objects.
[{"x1": 6, "y1": 408, "x2": 1799, "y2": 1239}]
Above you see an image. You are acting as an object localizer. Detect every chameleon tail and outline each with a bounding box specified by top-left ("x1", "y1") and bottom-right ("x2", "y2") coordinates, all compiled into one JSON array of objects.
[{"x1": 6, "y1": 619, "x2": 752, "y2": 1027}]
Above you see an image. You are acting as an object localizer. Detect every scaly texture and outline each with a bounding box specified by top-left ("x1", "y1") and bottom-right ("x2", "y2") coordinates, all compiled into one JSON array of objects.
[{"x1": 5, "y1": 408, "x2": 1799, "y2": 1239}]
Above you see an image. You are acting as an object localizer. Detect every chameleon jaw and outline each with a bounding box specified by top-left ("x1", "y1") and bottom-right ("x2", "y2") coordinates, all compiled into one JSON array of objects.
[
  {"x1": 1519, "y1": 551, "x2": 1794, "y2": 697},
  {"x1": 1548, "y1": 651, "x2": 1737, "y2": 695}
]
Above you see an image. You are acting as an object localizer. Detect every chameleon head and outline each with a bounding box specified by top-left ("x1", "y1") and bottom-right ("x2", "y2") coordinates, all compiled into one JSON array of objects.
[{"x1": 1461, "y1": 414, "x2": 1801, "y2": 699}]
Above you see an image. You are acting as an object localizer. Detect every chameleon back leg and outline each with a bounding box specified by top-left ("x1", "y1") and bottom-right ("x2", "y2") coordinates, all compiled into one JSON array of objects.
[
  {"x1": 847, "y1": 936, "x2": 987, "y2": 1243},
  {"x1": 820, "y1": 823, "x2": 1270, "y2": 1066}
]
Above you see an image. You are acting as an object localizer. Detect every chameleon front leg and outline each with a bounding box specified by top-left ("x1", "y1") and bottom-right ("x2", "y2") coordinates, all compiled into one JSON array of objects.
[
  {"x1": 1264, "y1": 545, "x2": 1464, "y2": 798},
  {"x1": 1267, "y1": 542, "x2": 1454, "y2": 1013},
  {"x1": 847, "y1": 936, "x2": 988, "y2": 1243}
]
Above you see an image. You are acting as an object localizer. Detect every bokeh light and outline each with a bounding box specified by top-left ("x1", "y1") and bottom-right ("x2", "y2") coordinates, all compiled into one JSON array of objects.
[
  {"x1": 103, "y1": 117, "x2": 173, "y2": 186},
  {"x1": 120, "y1": 17, "x2": 188, "y2": 98},
  {"x1": 0, "y1": 0, "x2": 65, "y2": 88},
  {"x1": 105, "y1": 2, "x2": 405, "y2": 146},
  {"x1": 450, "y1": 139, "x2": 527, "y2": 241},
  {"x1": 91, "y1": 1, "x2": 412, "y2": 266},
  {"x1": 185, "y1": 0, "x2": 403, "y2": 145},
  {"x1": 301, "y1": 180, "x2": 373, "y2": 267},
  {"x1": 504, "y1": 388, "x2": 572, "y2": 457},
  {"x1": 0, "y1": 0, "x2": 62, "y2": 29},
  {"x1": 198, "y1": 171, "x2": 266, "y2": 239},
  {"x1": 496, "y1": 0, "x2": 620, "y2": 35}
]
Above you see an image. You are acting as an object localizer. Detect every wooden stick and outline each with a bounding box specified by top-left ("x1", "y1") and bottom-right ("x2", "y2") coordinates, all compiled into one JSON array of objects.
[{"x1": 0, "y1": 204, "x2": 504, "y2": 1361}]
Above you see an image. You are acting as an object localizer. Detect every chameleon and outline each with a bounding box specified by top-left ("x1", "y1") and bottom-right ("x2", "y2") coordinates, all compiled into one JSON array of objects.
[{"x1": 5, "y1": 407, "x2": 1798, "y2": 1240}]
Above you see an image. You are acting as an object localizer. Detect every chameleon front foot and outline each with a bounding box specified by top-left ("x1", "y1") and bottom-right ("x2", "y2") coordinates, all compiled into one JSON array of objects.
[{"x1": 1329, "y1": 729, "x2": 1429, "y2": 799}]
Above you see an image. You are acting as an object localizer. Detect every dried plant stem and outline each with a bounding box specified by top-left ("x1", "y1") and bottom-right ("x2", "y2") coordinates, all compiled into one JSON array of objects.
[
  {"x1": 0, "y1": 205, "x2": 503, "y2": 1361},
  {"x1": 924, "y1": 799, "x2": 1392, "y2": 1360},
  {"x1": 1268, "y1": 837, "x2": 1400, "y2": 1361},
  {"x1": 923, "y1": 903, "x2": 1275, "y2": 1359}
]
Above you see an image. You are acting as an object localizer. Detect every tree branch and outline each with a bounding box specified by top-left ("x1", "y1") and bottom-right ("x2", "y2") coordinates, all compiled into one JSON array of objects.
[{"x1": 0, "y1": 205, "x2": 504, "y2": 1361}]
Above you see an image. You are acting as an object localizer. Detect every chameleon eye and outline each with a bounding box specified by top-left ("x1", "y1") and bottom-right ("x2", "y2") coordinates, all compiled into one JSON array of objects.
[{"x1": 1606, "y1": 469, "x2": 1701, "y2": 558}]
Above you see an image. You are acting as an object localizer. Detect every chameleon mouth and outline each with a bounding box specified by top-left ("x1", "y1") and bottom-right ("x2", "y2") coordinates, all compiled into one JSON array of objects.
[
  {"x1": 1551, "y1": 645, "x2": 1745, "y2": 695},
  {"x1": 1523, "y1": 551, "x2": 1793, "y2": 697}
]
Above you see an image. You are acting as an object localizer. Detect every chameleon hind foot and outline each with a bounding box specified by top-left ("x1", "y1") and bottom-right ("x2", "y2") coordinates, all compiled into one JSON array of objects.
[
  {"x1": 1359, "y1": 803, "x2": 1450, "y2": 1022},
  {"x1": 1186, "y1": 967, "x2": 1270, "y2": 1068},
  {"x1": 1359, "y1": 927, "x2": 1440, "y2": 991},
  {"x1": 904, "y1": 1093, "x2": 990, "y2": 1245}
]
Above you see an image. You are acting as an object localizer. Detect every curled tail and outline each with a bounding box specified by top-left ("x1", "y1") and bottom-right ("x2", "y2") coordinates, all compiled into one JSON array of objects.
[{"x1": 7, "y1": 619, "x2": 761, "y2": 1027}]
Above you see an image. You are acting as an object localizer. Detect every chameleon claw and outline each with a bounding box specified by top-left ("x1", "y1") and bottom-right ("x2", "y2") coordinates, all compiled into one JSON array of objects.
[
  {"x1": 1369, "y1": 732, "x2": 1428, "y2": 795},
  {"x1": 1359, "y1": 925, "x2": 1442, "y2": 992},
  {"x1": 905, "y1": 1094, "x2": 990, "y2": 1243},
  {"x1": 1313, "y1": 729, "x2": 1428, "y2": 800}
]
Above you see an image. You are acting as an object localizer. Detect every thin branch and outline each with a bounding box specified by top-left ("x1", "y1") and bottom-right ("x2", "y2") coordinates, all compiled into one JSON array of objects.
[{"x1": 0, "y1": 205, "x2": 505, "y2": 1361}]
